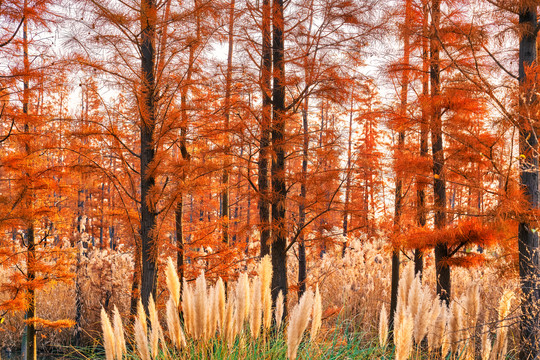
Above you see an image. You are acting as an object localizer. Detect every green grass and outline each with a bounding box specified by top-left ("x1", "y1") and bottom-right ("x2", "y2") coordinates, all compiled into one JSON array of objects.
[{"x1": 61, "y1": 318, "x2": 393, "y2": 359}]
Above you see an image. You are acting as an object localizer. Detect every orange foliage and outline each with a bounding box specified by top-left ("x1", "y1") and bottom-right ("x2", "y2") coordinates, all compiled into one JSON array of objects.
[
  {"x1": 398, "y1": 218, "x2": 500, "y2": 267},
  {"x1": 25, "y1": 318, "x2": 75, "y2": 329}
]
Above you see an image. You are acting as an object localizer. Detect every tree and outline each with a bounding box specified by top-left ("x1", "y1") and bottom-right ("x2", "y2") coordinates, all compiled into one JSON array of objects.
[
  {"x1": 270, "y1": 0, "x2": 288, "y2": 310},
  {"x1": 517, "y1": 1, "x2": 539, "y2": 357},
  {"x1": 0, "y1": 1, "x2": 75, "y2": 357},
  {"x1": 259, "y1": 0, "x2": 272, "y2": 258},
  {"x1": 390, "y1": 0, "x2": 412, "y2": 337}
]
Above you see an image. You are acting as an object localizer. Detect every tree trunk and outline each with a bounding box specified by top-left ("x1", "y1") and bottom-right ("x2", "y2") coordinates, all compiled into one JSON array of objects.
[
  {"x1": 298, "y1": 100, "x2": 309, "y2": 298},
  {"x1": 342, "y1": 95, "x2": 353, "y2": 257},
  {"x1": 389, "y1": 0, "x2": 410, "y2": 340},
  {"x1": 259, "y1": 0, "x2": 271, "y2": 258},
  {"x1": 271, "y1": 0, "x2": 288, "y2": 315},
  {"x1": 221, "y1": 0, "x2": 236, "y2": 245},
  {"x1": 415, "y1": 0, "x2": 429, "y2": 278},
  {"x1": 430, "y1": 0, "x2": 450, "y2": 304},
  {"x1": 129, "y1": 236, "x2": 141, "y2": 316},
  {"x1": 22, "y1": 9, "x2": 36, "y2": 359},
  {"x1": 175, "y1": 199, "x2": 184, "y2": 293},
  {"x1": 26, "y1": 225, "x2": 36, "y2": 360},
  {"x1": 518, "y1": 3, "x2": 539, "y2": 359},
  {"x1": 139, "y1": 0, "x2": 158, "y2": 311}
]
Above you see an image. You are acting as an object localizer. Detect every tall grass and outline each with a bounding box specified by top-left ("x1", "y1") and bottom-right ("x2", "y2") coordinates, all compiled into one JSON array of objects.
[
  {"x1": 101, "y1": 255, "x2": 324, "y2": 360},
  {"x1": 0, "y1": 235, "x2": 521, "y2": 359}
]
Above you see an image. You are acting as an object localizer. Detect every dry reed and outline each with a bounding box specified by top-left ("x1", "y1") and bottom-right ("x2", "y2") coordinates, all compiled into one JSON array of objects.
[
  {"x1": 165, "y1": 297, "x2": 186, "y2": 349},
  {"x1": 165, "y1": 257, "x2": 180, "y2": 308},
  {"x1": 490, "y1": 289, "x2": 514, "y2": 360},
  {"x1": 378, "y1": 304, "x2": 388, "y2": 348},
  {"x1": 100, "y1": 308, "x2": 114, "y2": 360},
  {"x1": 216, "y1": 277, "x2": 226, "y2": 332},
  {"x1": 112, "y1": 305, "x2": 126, "y2": 360},
  {"x1": 395, "y1": 310, "x2": 413, "y2": 360},
  {"x1": 250, "y1": 277, "x2": 262, "y2": 338},
  {"x1": 287, "y1": 290, "x2": 314, "y2": 360},
  {"x1": 134, "y1": 316, "x2": 151, "y2": 360},
  {"x1": 260, "y1": 255, "x2": 273, "y2": 330},
  {"x1": 148, "y1": 295, "x2": 162, "y2": 358},
  {"x1": 275, "y1": 290, "x2": 284, "y2": 330},
  {"x1": 310, "y1": 284, "x2": 322, "y2": 340}
]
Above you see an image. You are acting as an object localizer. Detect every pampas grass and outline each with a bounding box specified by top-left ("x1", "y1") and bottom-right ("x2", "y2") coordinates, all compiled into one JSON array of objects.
[
  {"x1": 428, "y1": 303, "x2": 446, "y2": 352},
  {"x1": 311, "y1": 284, "x2": 322, "y2": 340},
  {"x1": 249, "y1": 277, "x2": 262, "y2": 338},
  {"x1": 395, "y1": 309, "x2": 413, "y2": 360},
  {"x1": 481, "y1": 319, "x2": 492, "y2": 360},
  {"x1": 165, "y1": 257, "x2": 180, "y2": 308},
  {"x1": 275, "y1": 290, "x2": 285, "y2": 330},
  {"x1": 378, "y1": 304, "x2": 388, "y2": 348},
  {"x1": 137, "y1": 299, "x2": 147, "y2": 336},
  {"x1": 490, "y1": 289, "x2": 514, "y2": 360},
  {"x1": 216, "y1": 277, "x2": 226, "y2": 332},
  {"x1": 112, "y1": 306, "x2": 126, "y2": 360},
  {"x1": 260, "y1": 255, "x2": 273, "y2": 330},
  {"x1": 166, "y1": 297, "x2": 186, "y2": 349},
  {"x1": 100, "y1": 308, "x2": 114, "y2": 360},
  {"x1": 287, "y1": 290, "x2": 314, "y2": 360},
  {"x1": 148, "y1": 295, "x2": 162, "y2": 358},
  {"x1": 134, "y1": 316, "x2": 151, "y2": 360},
  {"x1": 93, "y1": 241, "x2": 519, "y2": 360}
]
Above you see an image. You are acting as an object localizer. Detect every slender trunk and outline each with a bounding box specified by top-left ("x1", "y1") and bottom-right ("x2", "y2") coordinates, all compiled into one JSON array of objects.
[
  {"x1": 430, "y1": 0, "x2": 450, "y2": 304},
  {"x1": 26, "y1": 225, "x2": 36, "y2": 360},
  {"x1": 518, "y1": 3, "x2": 539, "y2": 359},
  {"x1": 22, "y1": 9, "x2": 36, "y2": 359},
  {"x1": 246, "y1": 151, "x2": 251, "y2": 249},
  {"x1": 175, "y1": 199, "x2": 184, "y2": 293},
  {"x1": 389, "y1": 0, "x2": 411, "y2": 338},
  {"x1": 129, "y1": 231, "x2": 142, "y2": 316},
  {"x1": 318, "y1": 103, "x2": 326, "y2": 257},
  {"x1": 222, "y1": 0, "x2": 236, "y2": 245},
  {"x1": 415, "y1": 0, "x2": 429, "y2": 278},
  {"x1": 176, "y1": 3, "x2": 197, "y2": 289},
  {"x1": 271, "y1": 0, "x2": 288, "y2": 315},
  {"x1": 298, "y1": 0, "x2": 315, "y2": 297},
  {"x1": 139, "y1": 0, "x2": 158, "y2": 311},
  {"x1": 342, "y1": 95, "x2": 353, "y2": 257},
  {"x1": 298, "y1": 100, "x2": 309, "y2": 297},
  {"x1": 259, "y1": 0, "x2": 271, "y2": 257}
]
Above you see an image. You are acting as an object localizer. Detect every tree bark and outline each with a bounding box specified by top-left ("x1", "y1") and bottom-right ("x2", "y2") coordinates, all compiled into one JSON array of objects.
[
  {"x1": 389, "y1": 0, "x2": 410, "y2": 338},
  {"x1": 415, "y1": 0, "x2": 430, "y2": 278},
  {"x1": 259, "y1": 0, "x2": 271, "y2": 258},
  {"x1": 298, "y1": 100, "x2": 309, "y2": 298},
  {"x1": 221, "y1": 0, "x2": 236, "y2": 245},
  {"x1": 518, "y1": 2, "x2": 539, "y2": 359},
  {"x1": 342, "y1": 94, "x2": 353, "y2": 257},
  {"x1": 22, "y1": 8, "x2": 36, "y2": 359},
  {"x1": 139, "y1": 0, "x2": 158, "y2": 311},
  {"x1": 271, "y1": 0, "x2": 288, "y2": 316},
  {"x1": 430, "y1": 0, "x2": 450, "y2": 304}
]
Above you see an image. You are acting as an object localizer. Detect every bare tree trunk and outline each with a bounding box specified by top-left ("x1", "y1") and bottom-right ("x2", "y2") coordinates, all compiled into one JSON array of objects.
[
  {"x1": 139, "y1": 0, "x2": 158, "y2": 311},
  {"x1": 259, "y1": 0, "x2": 271, "y2": 257},
  {"x1": 129, "y1": 235, "x2": 141, "y2": 316},
  {"x1": 271, "y1": 0, "x2": 288, "y2": 316},
  {"x1": 430, "y1": 0, "x2": 450, "y2": 304},
  {"x1": 298, "y1": 99, "x2": 309, "y2": 298},
  {"x1": 415, "y1": 0, "x2": 429, "y2": 278},
  {"x1": 22, "y1": 8, "x2": 36, "y2": 359},
  {"x1": 518, "y1": 2, "x2": 539, "y2": 358},
  {"x1": 342, "y1": 94, "x2": 353, "y2": 257},
  {"x1": 176, "y1": 1, "x2": 197, "y2": 291},
  {"x1": 222, "y1": 0, "x2": 236, "y2": 245},
  {"x1": 389, "y1": 0, "x2": 410, "y2": 339}
]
